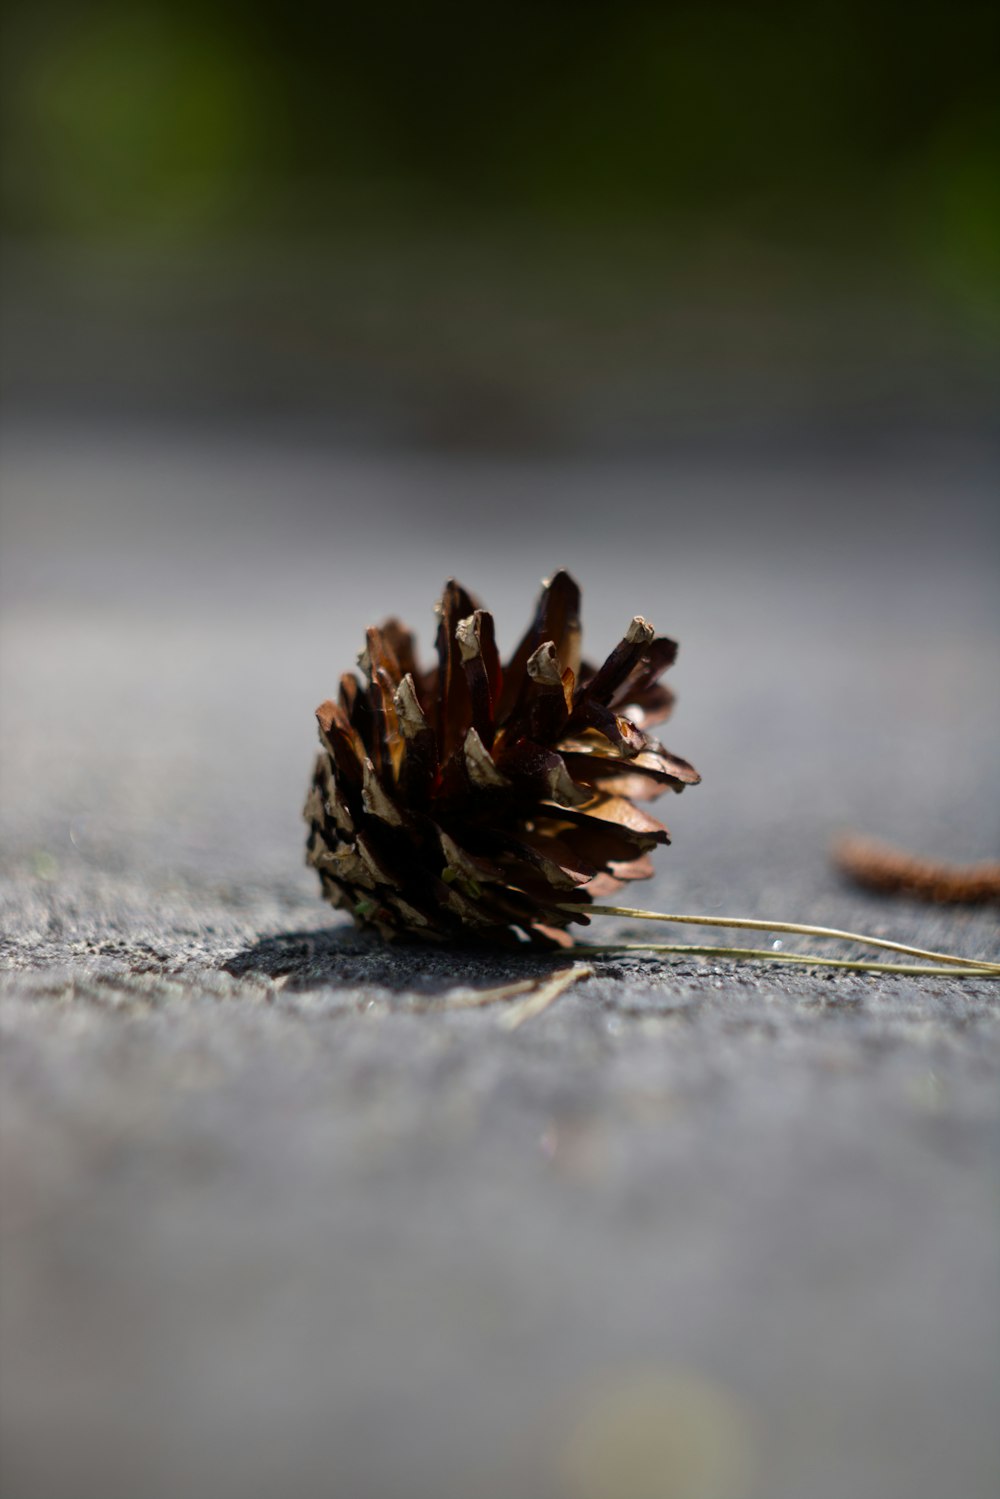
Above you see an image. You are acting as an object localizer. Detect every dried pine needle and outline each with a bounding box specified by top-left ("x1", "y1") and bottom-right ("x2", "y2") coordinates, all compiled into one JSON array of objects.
[{"x1": 578, "y1": 905, "x2": 1000, "y2": 975}]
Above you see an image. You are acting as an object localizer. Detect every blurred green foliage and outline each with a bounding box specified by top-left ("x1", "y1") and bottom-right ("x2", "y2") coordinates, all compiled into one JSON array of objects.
[{"x1": 2, "y1": 0, "x2": 998, "y2": 306}]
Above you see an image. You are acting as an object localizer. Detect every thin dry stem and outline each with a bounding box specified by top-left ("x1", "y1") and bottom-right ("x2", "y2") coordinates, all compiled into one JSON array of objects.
[
  {"x1": 575, "y1": 904, "x2": 1000, "y2": 974},
  {"x1": 497, "y1": 964, "x2": 593, "y2": 1029},
  {"x1": 429, "y1": 975, "x2": 548, "y2": 1011},
  {"x1": 427, "y1": 963, "x2": 593, "y2": 1022},
  {"x1": 571, "y1": 941, "x2": 998, "y2": 979}
]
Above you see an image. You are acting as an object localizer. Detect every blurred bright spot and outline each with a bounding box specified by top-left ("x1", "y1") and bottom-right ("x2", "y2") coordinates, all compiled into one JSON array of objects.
[
  {"x1": 558, "y1": 1367, "x2": 756, "y2": 1499},
  {"x1": 2, "y1": 7, "x2": 260, "y2": 235}
]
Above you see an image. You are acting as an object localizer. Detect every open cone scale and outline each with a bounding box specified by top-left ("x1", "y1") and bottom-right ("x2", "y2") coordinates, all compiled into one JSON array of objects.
[{"x1": 304, "y1": 572, "x2": 698, "y2": 946}]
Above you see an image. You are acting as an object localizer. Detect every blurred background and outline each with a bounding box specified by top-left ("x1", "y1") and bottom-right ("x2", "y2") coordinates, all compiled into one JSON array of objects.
[
  {"x1": 2, "y1": 0, "x2": 999, "y2": 446},
  {"x1": 2, "y1": 5, "x2": 999, "y2": 1499},
  {"x1": 2, "y1": 0, "x2": 998, "y2": 878}
]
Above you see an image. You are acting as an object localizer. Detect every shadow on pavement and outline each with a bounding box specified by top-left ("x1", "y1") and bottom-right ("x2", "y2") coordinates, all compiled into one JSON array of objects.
[{"x1": 223, "y1": 925, "x2": 572, "y2": 995}]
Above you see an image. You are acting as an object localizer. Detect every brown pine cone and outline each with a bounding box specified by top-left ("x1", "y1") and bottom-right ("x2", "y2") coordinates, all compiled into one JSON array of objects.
[{"x1": 304, "y1": 571, "x2": 699, "y2": 946}]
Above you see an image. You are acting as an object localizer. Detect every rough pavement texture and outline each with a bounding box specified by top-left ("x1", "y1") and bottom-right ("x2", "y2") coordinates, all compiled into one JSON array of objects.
[{"x1": 1, "y1": 429, "x2": 998, "y2": 1499}]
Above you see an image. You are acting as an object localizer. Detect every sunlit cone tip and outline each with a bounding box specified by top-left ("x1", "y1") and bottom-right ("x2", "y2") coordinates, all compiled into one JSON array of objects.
[{"x1": 304, "y1": 573, "x2": 699, "y2": 946}]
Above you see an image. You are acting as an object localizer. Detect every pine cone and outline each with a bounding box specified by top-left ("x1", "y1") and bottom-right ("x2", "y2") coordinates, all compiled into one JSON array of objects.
[{"x1": 304, "y1": 572, "x2": 699, "y2": 946}]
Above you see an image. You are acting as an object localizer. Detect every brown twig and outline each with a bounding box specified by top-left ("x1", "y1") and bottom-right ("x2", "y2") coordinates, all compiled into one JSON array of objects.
[{"x1": 832, "y1": 834, "x2": 1000, "y2": 907}]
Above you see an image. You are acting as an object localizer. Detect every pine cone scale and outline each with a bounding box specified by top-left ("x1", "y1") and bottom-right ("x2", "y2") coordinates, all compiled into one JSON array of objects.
[{"x1": 305, "y1": 573, "x2": 699, "y2": 944}]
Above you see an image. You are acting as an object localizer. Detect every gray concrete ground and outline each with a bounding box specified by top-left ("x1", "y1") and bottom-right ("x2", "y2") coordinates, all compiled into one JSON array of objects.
[{"x1": 1, "y1": 428, "x2": 998, "y2": 1499}]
